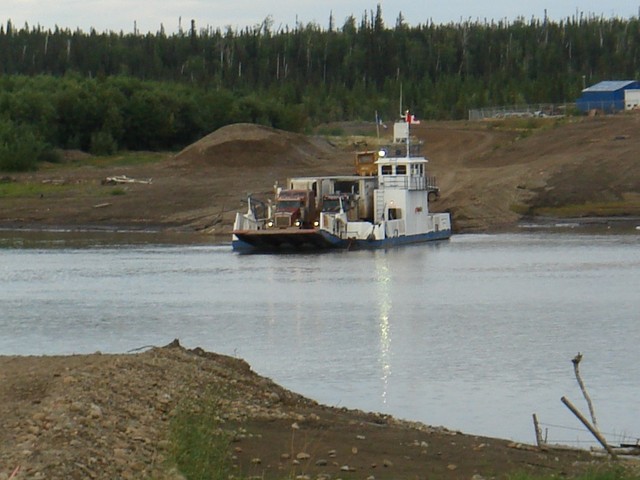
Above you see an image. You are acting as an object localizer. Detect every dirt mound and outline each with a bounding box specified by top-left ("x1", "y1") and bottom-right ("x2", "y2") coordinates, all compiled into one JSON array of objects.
[{"x1": 173, "y1": 123, "x2": 338, "y2": 168}]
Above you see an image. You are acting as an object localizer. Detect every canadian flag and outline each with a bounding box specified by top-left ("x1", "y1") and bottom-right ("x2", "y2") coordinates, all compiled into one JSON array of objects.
[{"x1": 405, "y1": 110, "x2": 421, "y2": 124}]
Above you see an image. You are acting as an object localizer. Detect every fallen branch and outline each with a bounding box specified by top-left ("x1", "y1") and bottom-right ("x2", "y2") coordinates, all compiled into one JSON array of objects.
[
  {"x1": 592, "y1": 446, "x2": 640, "y2": 456},
  {"x1": 561, "y1": 396, "x2": 617, "y2": 460},
  {"x1": 102, "y1": 175, "x2": 152, "y2": 185},
  {"x1": 507, "y1": 442, "x2": 538, "y2": 452},
  {"x1": 127, "y1": 344, "x2": 157, "y2": 353}
]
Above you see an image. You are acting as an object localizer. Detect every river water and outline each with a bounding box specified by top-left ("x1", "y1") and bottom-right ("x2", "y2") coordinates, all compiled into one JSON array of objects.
[{"x1": 1, "y1": 228, "x2": 639, "y2": 446}]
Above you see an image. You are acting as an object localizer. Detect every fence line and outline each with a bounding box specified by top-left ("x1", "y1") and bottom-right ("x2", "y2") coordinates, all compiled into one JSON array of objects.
[
  {"x1": 538, "y1": 420, "x2": 639, "y2": 448},
  {"x1": 468, "y1": 103, "x2": 572, "y2": 120},
  {"x1": 468, "y1": 100, "x2": 637, "y2": 120}
]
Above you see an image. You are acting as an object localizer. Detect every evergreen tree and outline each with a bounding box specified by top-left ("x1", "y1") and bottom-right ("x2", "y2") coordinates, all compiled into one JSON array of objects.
[{"x1": 0, "y1": 5, "x2": 639, "y2": 167}]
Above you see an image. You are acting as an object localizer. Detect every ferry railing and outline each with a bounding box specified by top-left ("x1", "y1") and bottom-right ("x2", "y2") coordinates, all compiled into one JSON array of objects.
[
  {"x1": 234, "y1": 212, "x2": 266, "y2": 231},
  {"x1": 380, "y1": 175, "x2": 437, "y2": 191}
]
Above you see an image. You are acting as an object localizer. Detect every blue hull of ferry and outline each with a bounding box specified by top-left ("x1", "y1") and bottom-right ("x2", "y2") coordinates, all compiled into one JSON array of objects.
[{"x1": 231, "y1": 228, "x2": 451, "y2": 253}]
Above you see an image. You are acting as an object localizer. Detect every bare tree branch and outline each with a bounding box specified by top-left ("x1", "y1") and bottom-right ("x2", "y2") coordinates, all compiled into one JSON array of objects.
[{"x1": 572, "y1": 352, "x2": 598, "y2": 429}]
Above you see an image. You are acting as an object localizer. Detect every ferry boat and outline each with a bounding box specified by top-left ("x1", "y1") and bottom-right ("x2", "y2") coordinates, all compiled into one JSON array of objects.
[{"x1": 231, "y1": 113, "x2": 451, "y2": 252}]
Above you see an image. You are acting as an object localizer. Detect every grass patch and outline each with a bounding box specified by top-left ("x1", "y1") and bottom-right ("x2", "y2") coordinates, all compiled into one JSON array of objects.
[
  {"x1": 507, "y1": 464, "x2": 639, "y2": 480},
  {"x1": 168, "y1": 389, "x2": 233, "y2": 480},
  {"x1": 533, "y1": 199, "x2": 640, "y2": 218},
  {"x1": 485, "y1": 117, "x2": 559, "y2": 134},
  {"x1": 512, "y1": 194, "x2": 640, "y2": 218},
  {"x1": 83, "y1": 151, "x2": 168, "y2": 168},
  {"x1": 510, "y1": 203, "x2": 532, "y2": 215},
  {"x1": 109, "y1": 187, "x2": 127, "y2": 196},
  {"x1": 0, "y1": 182, "x2": 74, "y2": 198},
  {"x1": 316, "y1": 126, "x2": 346, "y2": 136}
]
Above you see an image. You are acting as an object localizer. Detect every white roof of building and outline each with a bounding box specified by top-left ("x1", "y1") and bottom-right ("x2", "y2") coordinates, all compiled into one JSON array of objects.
[{"x1": 582, "y1": 80, "x2": 638, "y2": 93}]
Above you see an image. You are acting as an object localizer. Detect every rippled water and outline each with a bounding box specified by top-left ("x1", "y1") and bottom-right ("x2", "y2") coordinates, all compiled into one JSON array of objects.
[{"x1": 1, "y1": 229, "x2": 639, "y2": 445}]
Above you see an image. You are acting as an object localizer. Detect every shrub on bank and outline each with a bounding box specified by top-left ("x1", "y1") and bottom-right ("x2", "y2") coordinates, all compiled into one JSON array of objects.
[
  {"x1": 168, "y1": 390, "x2": 232, "y2": 480},
  {"x1": 508, "y1": 465, "x2": 638, "y2": 480},
  {"x1": 0, "y1": 118, "x2": 48, "y2": 171}
]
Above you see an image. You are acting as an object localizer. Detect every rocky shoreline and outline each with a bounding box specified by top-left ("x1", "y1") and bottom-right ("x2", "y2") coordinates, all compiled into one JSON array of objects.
[{"x1": 0, "y1": 341, "x2": 624, "y2": 480}]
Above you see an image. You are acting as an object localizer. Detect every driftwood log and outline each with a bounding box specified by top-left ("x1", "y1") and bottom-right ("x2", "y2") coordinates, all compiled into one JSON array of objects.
[
  {"x1": 561, "y1": 396, "x2": 617, "y2": 460},
  {"x1": 101, "y1": 175, "x2": 152, "y2": 185}
]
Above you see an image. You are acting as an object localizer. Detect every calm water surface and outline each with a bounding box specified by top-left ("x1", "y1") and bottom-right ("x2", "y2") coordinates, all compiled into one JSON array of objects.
[{"x1": 1, "y1": 229, "x2": 639, "y2": 445}]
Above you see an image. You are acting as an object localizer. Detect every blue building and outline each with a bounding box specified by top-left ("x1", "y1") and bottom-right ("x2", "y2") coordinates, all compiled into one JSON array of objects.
[{"x1": 576, "y1": 80, "x2": 640, "y2": 113}]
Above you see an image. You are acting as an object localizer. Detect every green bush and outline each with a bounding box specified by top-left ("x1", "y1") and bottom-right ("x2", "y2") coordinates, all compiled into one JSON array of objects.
[
  {"x1": 90, "y1": 130, "x2": 118, "y2": 155},
  {"x1": 0, "y1": 118, "x2": 45, "y2": 171},
  {"x1": 38, "y1": 148, "x2": 63, "y2": 164}
]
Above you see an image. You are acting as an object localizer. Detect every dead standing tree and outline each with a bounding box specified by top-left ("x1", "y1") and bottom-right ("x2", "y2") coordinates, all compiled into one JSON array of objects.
[
  {"x1": 572, "y1": 352, "x2": 598, "y2": 429},
  {"x1": 533, "y1": 353, "x2": 618, "y2": 458},
  {"x1": 562, "y1": 352, "x2": 617, "y2": 460}
]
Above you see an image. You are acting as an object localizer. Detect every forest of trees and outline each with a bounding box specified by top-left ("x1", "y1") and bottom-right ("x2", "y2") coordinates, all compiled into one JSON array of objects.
[{"x1": 1, "y1": 5, "x2": 639, "y2": 170}]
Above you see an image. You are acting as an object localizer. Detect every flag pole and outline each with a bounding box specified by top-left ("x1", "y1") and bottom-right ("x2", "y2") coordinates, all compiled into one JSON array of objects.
[{"x1": 406, "y1": 109, "x2": 410, "y2": 158}]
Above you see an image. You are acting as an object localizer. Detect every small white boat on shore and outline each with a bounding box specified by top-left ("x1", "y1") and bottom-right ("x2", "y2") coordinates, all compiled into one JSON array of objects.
[{"x1": 232, "y1": 113, "x2": 451, "y2": 252}]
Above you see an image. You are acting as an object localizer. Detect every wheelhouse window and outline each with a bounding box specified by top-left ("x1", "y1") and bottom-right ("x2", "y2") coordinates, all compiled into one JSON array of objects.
[
  {"x1": 396, "y1": 165, "x2": 407, "y2": 175},
  {"x1": 381, "y1": 165, "x2": 393, "y2": 175},
  {"x1": 387, "y1": 208, "x2": 402, "y2": 220}
]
